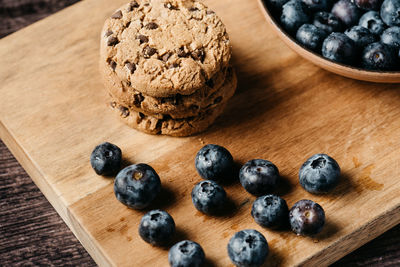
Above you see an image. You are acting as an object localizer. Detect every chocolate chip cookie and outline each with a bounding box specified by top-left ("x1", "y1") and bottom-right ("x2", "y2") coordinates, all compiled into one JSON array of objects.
[
  {"x1": 110, "y1": 99, "x2": 228, "y2": 136},
  {"x1": 100, "y1": 0, "x2": 231, "y2": 97},
  {"x1": 105, "y1": 67, "x2": 237, "y2": 119}
]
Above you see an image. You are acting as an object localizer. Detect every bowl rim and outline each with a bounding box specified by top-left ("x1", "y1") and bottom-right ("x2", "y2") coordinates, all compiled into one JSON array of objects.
[{"x1": 257, "y1": 0, "x2": 400, "y2": 77}]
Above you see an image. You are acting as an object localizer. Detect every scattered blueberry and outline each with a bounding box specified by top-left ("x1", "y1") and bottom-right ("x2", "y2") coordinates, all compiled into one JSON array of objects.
[
  {"x1": 239, "y1": 159, "x2": 280, "y2": 196},
  {"x1": 227, "y1": 229, "x2": 269, "y2": 267},
  {"x1": 90, "y1": 142, "x2": 121, "y2": 176},
  {"x1": 114, "y1": 163, "x2": 161, "y2": 209},
  {"x1": 381, "y1": 26, "x2": 400, "y2": 50},
  {"x1": 380, "y1": 0, "x2": 400, "y2": 26},
  {"x1": 139, "y1": 209, "x2": 175, "y2": 246},
  {"x1": 359, "y1": 11, "x2": 387, "y2": 35},
  {"x1": 322, "y1": 32, "x2": 357, "y2": 64},
  {"x1": 251, "y1": 195, "x2": 289, "y2": 229},
  {"x1": 289, "y1": 199, "x2": 325, "y2": 235},
  {"x1": 331, "y1": 0, "x2": 362, "y2": 27},
  {"x1": 345, "y1": 26, "x2": 377, "y2": 48},
  {"x1": 353, "y1": 0, "x2": 382, "y2": 10},
  {"x1": 313, "y1": 11, "x2": 343, "y2": 33},
  {"x1": 281, "y1": 0, "x2": 310, "y2": 34},
  {"x1": 361, "y1": 41, "x2": 399, "y2": 69},
  {"x1": 299, "y1": 153, "x2": 341, "y2": 194},
  {"x1": 191, "y1": 180, "x2": 226, "y2": 214},
  {"x1": 296, "y1": 24, "x2": 328, "y2": 51},
  {"x1": 195, "y1": 144, "x2": 234, "y2": 181},
  {"x1": 302, "y1": 0, "x2": 332, "y2": 11},
  {"x1": 169, "y1": 240, "x2": 205, "y2": 267}
]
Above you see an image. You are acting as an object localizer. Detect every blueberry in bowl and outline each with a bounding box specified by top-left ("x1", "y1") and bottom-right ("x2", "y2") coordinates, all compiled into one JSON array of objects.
[
  {"x1": 296, "y1": 24, "x2": 328, "y2": 51},
  {"x1": 361, "y1": 42, "x2": 399, "y2": 69},
  {"x1": 359, "y1": 11, "x2": 387, "y2": 35},
  {"x1": 313, "y1": 11, "x2": 343, "y2": 33},
  {"x1": 259, "y1": 0, "x2": 400, "y2": 82},
  {"x1": 322, "y1": 32, "x2": 357, "y2": 65},
  {"x1": 299, "y1": 153, "x2": 341, "y2": 194},
  {"x1": 345, "y1": 26, "x2": 377, "y2": 48}
]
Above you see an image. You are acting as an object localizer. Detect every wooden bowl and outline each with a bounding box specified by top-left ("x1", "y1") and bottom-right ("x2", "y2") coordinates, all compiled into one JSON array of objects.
[{"x1": 257, "y1": 0, "x2": 400, "y2": 83}]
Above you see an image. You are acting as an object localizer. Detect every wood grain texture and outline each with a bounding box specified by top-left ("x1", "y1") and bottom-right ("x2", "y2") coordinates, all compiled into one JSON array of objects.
[{"x1": 0, "y1": 0, "x2": 400, "y2": 266}]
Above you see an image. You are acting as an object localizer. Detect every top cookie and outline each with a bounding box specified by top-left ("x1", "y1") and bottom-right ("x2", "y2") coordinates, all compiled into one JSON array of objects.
[{"x1": 100, "y1": 0, "x2": 231, "y2": 97}]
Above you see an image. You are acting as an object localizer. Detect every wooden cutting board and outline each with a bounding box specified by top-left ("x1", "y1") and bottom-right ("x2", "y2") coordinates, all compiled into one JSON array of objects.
[{"x1": 1, "y1": 0, "x2": 399, "y2": 266}]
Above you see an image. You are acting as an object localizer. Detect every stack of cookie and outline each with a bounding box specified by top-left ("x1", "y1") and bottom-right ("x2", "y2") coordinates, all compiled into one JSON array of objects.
[{"x1": 99, "y1": 0, "x2": 236, "y2": 136}]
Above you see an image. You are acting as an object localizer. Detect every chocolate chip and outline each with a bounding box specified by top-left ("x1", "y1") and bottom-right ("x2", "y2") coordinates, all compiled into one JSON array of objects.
[
  {"x1": 143, "y1": 46, "x2": 157, "y2": 58},
  {"x1": 107, "y1": 58, "x2": 117, "y2": 71},
  {"x1": 107, "y1": 36, "x2": 119, "y2": 46},
  {"x1": 125, "y1": 62, "x2": 136, "y2": 74},
  {"x1": 110, "y1": 101, "x2": 117, "y2": 108},
  {"x1": 206, "y1": 10, "x2": 215, "y2": 15},
  {"x1": 177, "y1": 47, "x2": 188, "y2": 57},
  {"x1": 138, "y1": 112, "x2": 145, "y2": 119},
  {"x1": 164, "y1": 2, "x2": 178, "y2": 10},
  {"x1": 128, "y1": 1, "x2": 139, "y2": 11},
  {"x1": 133, "y1": 94, "x2": 144, "y2": 107},
  {"x1": 125, "y1": 21, "x2": 131, "y2": 28},
  {"x1": 137, "y1": 35, "x2": 149, "y2": 44},
  {"x1": 214, "y1": 96, "x2": 223, "y2": 104},
  {"x1": 189, "y1": 7, "x2": 199, "y2": 11},
  {"x1": 145, "y1": 22, "x2": 158, "y2": 30},
  {"x1": 118, "y1": 106, "x2": 130, "y2": 117},
  {"x1": 191, "y1": 48, "x2": 205, "y2": 62},
  {"x1": 111, "y1": 10, "x2": 123, "y2": 19},
  {"x1": 161, "y1": 52, "x2": 171, "y2": 62},
  {"x1": 205, "y1": 78, "x2": 214, "y2": 88},
  {"x1": 105, "y1": 30, "x2": 113, "y2": 37}
]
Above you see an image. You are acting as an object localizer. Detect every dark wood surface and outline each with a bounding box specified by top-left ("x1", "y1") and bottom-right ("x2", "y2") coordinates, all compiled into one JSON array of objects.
[{"x1": 0, "y1": 1, "x2": 399, "y2": 266}]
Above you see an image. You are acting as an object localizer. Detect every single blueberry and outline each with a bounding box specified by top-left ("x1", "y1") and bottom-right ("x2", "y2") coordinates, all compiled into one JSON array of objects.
[
  {"x1": 195, "y1": 144, "x2": 234, "y2": 181},
  {"x1": 380, "y1": 0, "x2": 400, "y2": 26},
  {"x1": 289, "y1": 199, "x2": 325, "y2": 236},
  {"x1": 296, "y1": 24, "x2": 328, "y2": 51},
  {"x1": 353, "y1": 0, "x2": 382, "y2": 10},
  {"x1": 281, "y1": 0, "x2": 311, "y2": 34},
  {"x1": 251, "y1": 195, "x2": 289, "y2": 229},
  {"x1": 191, "y1": 180, "x2": 226, "y2": 214},
  {"x1": 299, "y1": 153, "x2": 341, "y2": 194},
  {"x1": 313, "y1": 11, "x2": 343, "y2": 33},
  {"x1": 239, "y1": 159, "x2": 280, "y2": 196},
  {"x1": 345, "y1": 26, "x2": 377, "y2": 48},
  {"x1": 168, "y1": 240, "x2": 205, "y2": 267},
  {"x1": 227, "y1": 229, "x2": 269, "y2": 267},
  {"x1": 139, "y1": 210, "x2": 175, "y2": 246},
  {"x1": 359, "y1": 11, "x2": 387, "y2": 35},
  {"x1": 381, "y1": 26, "x2": 400, "y2": 49},
  {"x1": 361, "y1": 42, "x2": 399, "y2": 69},
  {"x1": 302, "y1": 0, "x2": 332, "y2": 11},
  {"x1": 114, "y1": 163, "x2": 161, "y2": 209},
  {"x1": 90, "y1": 142, "x2": 121, "y2": 176},
  {"x1": 322, "y1": 32, "x2": 357, "y2": 65},
  {"x1": 331, "y1": 0, "x2": 362, "y2": 27}
]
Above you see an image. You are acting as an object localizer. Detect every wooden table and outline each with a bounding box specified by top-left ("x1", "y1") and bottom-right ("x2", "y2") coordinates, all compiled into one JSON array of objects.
[{"x1": 0, "y1": 0, "x2": 399, "y2": 266}]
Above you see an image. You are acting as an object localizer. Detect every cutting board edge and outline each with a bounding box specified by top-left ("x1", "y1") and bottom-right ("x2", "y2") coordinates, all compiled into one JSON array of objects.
[{"x1": 0, "y1": 119, "x2": 113, "y2": 267}]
